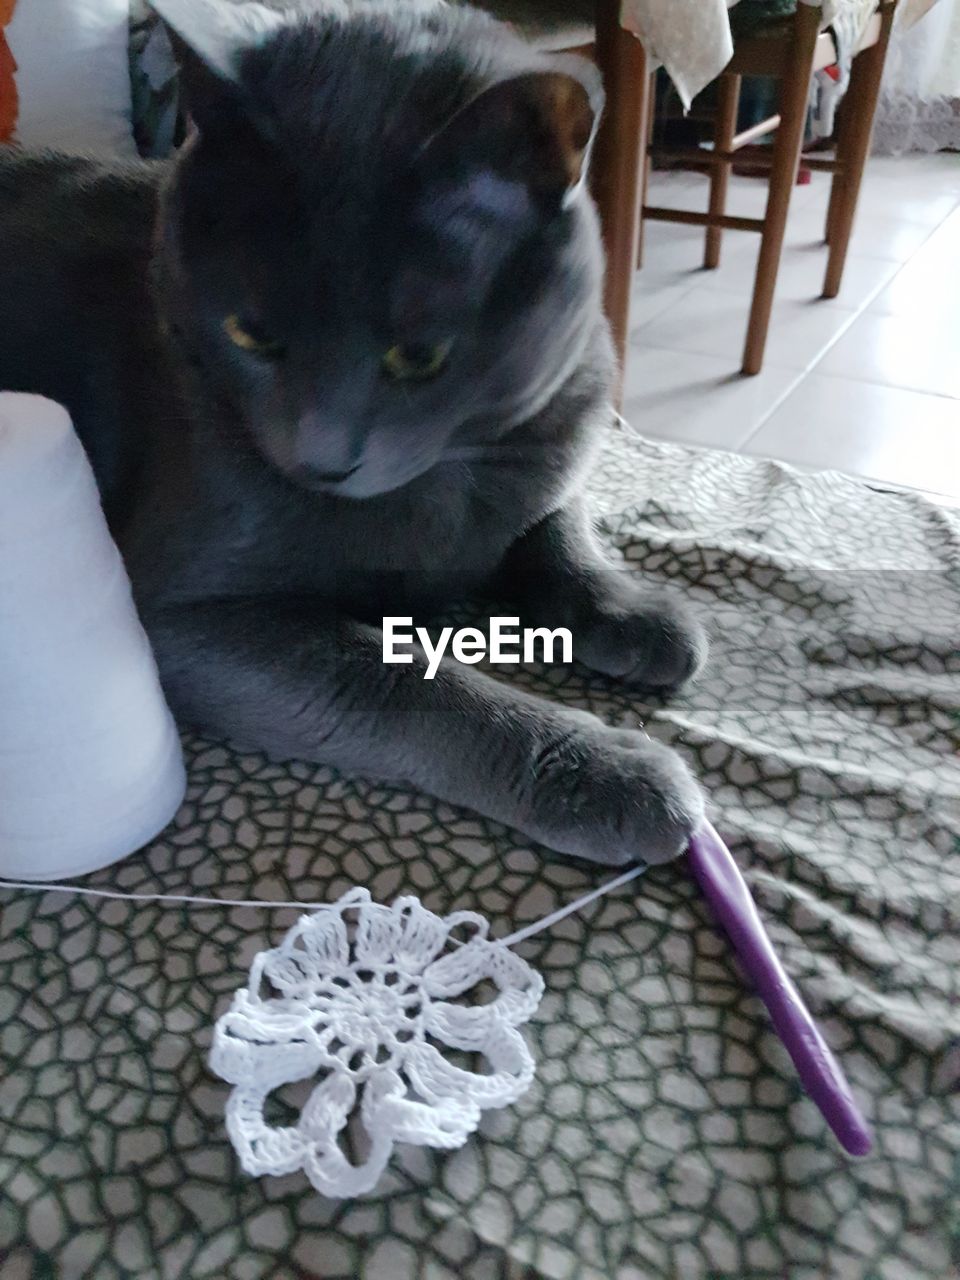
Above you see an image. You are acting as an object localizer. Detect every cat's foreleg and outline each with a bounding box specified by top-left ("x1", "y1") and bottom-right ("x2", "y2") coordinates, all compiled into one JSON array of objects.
[
  {"x1": 144, "y1": 599, "x2": 702, "y2": 866},
  {"x1": 500, "y1": 498, "x2": 707, "y2": 692}
]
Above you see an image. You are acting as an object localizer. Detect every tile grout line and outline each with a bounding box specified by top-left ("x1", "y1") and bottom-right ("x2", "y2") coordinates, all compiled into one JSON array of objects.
[
  {"x1": 737, "y1": 301, "x2": 870, "y2": 449},
  {"x1": 736, "y1": 368, "x2": 809, "y2": 447},
  {"x1": 788, "y1": 365, "x2": 960, "y2": 403}
]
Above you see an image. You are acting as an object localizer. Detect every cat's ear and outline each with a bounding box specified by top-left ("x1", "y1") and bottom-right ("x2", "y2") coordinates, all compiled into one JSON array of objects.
[
  {"x1": 417, "y1": 58, "x2": 604, "y2": 219},
  {"x1": 150, "y1": 0, "x2": 285, "y2": 84}
]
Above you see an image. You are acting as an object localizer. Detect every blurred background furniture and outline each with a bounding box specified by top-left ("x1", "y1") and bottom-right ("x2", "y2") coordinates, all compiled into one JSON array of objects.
[
  {"x1": 483, "y1": 2, "x2": 931, "y2": 388},
  {"x1": 641, "y1": 1, "x2": 899, "y2": 374}
]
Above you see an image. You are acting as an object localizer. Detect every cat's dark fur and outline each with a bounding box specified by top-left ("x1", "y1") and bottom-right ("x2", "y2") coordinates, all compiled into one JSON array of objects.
[{"x1": 0, "y1": 0, "x2": 706, "y2": 865}]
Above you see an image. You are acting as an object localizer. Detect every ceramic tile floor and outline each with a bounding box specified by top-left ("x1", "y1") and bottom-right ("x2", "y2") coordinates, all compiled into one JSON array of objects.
[{"x1": 622, "y1": 153, "x2": 960, "y2": 506}]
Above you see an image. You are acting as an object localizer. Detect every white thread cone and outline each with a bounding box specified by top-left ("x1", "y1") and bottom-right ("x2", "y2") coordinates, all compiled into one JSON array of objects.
[{"x1": 0, "y1": 393, "x2": 186, "y2": 879}]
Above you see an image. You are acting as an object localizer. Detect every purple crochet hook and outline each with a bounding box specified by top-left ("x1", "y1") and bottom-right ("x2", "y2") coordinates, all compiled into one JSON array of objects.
[{"x1": 686, "y1": 821, "x2": 872, "y2": 1156}]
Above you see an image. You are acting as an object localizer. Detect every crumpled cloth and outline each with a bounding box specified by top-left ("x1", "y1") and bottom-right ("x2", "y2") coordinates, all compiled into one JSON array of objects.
[
  {"x1": 621, "y1": 0, "x2": 738, "y2": 109},
  {"x1": 621, "y1": 0, "x2": 880, "y2": 112}
]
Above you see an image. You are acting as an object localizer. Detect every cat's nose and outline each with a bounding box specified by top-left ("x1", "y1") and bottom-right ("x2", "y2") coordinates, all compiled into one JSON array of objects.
[{"x1": 292, "y1": 411, "x2": 364, "y2": 485}]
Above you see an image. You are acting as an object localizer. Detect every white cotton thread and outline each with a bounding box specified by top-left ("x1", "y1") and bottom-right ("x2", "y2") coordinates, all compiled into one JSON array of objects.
[
  {"x1": 0, "y1": 862, "x2": 649, "y2": 943},
  {"x1": 499, "y1": 862, "x2": 649, "y2": 946},
  {"x1": 0, "y1": 880, "x2": 329, "y2": 911}
]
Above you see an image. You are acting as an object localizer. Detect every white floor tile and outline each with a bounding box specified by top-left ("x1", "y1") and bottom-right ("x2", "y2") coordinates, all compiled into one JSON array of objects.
[
  {"x1": 621, "y1": 349, "x2": 799, "y2": 450},
  {"x1": 857, "y1": 155, "x2": 960, "y2": 222},
  {"x1": 916, "y1": 205, "x2": 960, "y2": 257},
  {"x1": 817, "y1": 309, "x2": 960, "y2": 399},
  {"x1": 701, "y1": 242, "x2": 899, "y2": 310},
  {"x1": 868, "y1": 253, "x2": 960, "y2": 325},
  {"x1": 890, "y1": 203, "x2": 960, "y2": 271},
  {"x1": 637, "y1": 222, "x2": 711, "y2": 276},
  {"x1": 808, "y1": 154, "x2": 960, "y2": 228},
  {"x1": 631, "y1": 284, "x2": 859, "y2": 372},
  {"x1": 621, "y1": 153, "x2": 960, "y2": 497},
  {"x1": 856, "y1": 185, "x2": 959, "y2": 230},
  {"x1": 863, "y1": 153, "x2": 960, "y2": 191},
  {"x1": 629, "y1": 271, "x2": 701, "y2": 330},
  {"x1": 742, "y1": 373, "x2": 960, "y2": 497},
  {"x1": 785, "y1": 206, "x2": 936, "y2": 262}
]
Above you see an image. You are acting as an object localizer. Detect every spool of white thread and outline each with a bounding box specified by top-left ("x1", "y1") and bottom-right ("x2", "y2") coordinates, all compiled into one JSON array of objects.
[{"x1": 0, "y1": 393, "x2": 186, "y2": 879}]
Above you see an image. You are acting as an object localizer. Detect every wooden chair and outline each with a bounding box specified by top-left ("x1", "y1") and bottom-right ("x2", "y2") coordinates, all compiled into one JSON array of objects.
[
  {"x1": 591, "y1": 1, "x2": 650, "y2": 401},
  {"x1": 641, "y1": 1, "x2": 899, "y2": 375}
]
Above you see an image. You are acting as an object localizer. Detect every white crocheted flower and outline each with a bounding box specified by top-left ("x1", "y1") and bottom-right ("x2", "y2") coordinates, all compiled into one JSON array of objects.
[{"x1": 209, "y1": 887, "x2": 544, "y2": 1198}]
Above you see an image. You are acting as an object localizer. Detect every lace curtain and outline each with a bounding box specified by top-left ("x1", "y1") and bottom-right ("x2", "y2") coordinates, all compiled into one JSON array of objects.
[{"x1": 873, "y1": 0, "x2": 960, "y2": 154}]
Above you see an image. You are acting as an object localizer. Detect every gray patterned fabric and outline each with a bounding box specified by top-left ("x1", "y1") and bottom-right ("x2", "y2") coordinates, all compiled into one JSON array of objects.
[{"x1": 1, "y1": 429, "x2": 958, "y2": 1279}]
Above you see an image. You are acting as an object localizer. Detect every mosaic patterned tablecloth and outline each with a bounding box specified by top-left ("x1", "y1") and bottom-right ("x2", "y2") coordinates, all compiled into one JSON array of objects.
[{"x1": 1, "y1": 428, "x2": 958, "y2": 1279}]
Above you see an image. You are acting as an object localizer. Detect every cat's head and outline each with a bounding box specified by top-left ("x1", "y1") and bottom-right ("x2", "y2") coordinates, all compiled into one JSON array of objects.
[{"x1": 153, "y1": 0, "x2": 606, "y2": 499}]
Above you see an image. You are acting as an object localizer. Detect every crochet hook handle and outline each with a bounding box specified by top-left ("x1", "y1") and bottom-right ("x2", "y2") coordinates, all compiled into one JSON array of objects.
[{"x1": 686, "y1": 822, "x2": 872, "y2": 1157}]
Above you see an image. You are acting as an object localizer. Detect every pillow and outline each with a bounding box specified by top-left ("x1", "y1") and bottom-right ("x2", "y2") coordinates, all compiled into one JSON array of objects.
[{"x1": 2, "y1": 0, "x2": 135, "y2": 158}]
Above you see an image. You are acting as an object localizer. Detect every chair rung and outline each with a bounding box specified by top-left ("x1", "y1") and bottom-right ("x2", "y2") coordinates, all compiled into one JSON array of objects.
[
  {"x1": 647, "y1": 116, "x2": 783, "y2": 170},
  {"x1": 647, "y1": 146, "x2": 712, "y2": 169},
  {"x1": 643, "y1": 207, "x2": 766, "y2": 233},
  {"x1": 711, "y1": 152, "x2": 842, "y2": 172},
  {"x1": 731, "y1": 116, "x2": 781, "y2": 150},
  {"x1": 649, "y1": 149, "x2": 844, "y2": 176}
]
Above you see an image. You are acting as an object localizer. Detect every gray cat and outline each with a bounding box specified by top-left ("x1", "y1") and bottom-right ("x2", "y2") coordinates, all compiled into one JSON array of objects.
[{"x1": 0, "y1": 0, "x2": 707, "y2": 866}]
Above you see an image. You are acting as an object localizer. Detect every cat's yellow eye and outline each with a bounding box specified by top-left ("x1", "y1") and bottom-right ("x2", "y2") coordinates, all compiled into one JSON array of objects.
[
  {"x1": 223, "y1": 313, "x2": 285, "y2": 359},
  {"x1": 382, "y1": 340, "x2": 452, "y2": 382}
]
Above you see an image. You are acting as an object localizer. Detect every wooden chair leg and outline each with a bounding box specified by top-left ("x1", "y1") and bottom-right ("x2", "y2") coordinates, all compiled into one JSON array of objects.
[
  {"x1": 636, "y1": 72, "x2": 656, "y2": 270},
  {"x1": 592, "y1": 2, "x2": 649, "y2": 405},
  {"x1": 705, "y1": 73, "x2": 741, "y2": 269},
  {"x1": 824, "y1": 95, "x2": 849, "y2": 244},
  {"x1": 822, "y1": 2, "x2": 897, "y2": 299},
  {"x1": 825, "y1": 170, "x2": 843, "y2": 246},
  {"x1": 741, "y1": 2, "x2": 821, "y2": 376}
]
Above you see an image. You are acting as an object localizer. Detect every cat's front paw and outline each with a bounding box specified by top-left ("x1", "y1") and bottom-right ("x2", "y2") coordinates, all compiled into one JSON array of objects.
[
  {"x1": 574, "y1": 591, "x2": 707, "y2": 693},
  {"x1": 522, "y1": 718, "x2": 704, "y2": 867}
]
